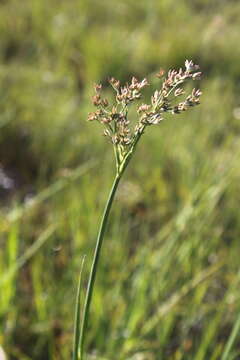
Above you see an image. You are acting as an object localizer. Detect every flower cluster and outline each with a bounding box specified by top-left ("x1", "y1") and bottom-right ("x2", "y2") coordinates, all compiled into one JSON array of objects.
[
  {"x1": 111, "y1": 76, "x2": 149, "y2": 104},
  {"x1": 87, "y1": 60, "x2": 202, "y2": 173},
  {"x1": 137, "y1": 60, "x2": 202, "y2": 126},
  {"x1": 87, "y1": 76, "x2": 149, "y2": 148}
]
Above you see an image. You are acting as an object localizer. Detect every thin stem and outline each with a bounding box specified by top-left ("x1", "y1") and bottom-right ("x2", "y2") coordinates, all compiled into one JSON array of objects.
[
  {"x1": 78, "y1": 173, "x2": 122, "y2": 359},
  {"x1": 72, "y1": 256, "x2": 86, "y2": 360}
]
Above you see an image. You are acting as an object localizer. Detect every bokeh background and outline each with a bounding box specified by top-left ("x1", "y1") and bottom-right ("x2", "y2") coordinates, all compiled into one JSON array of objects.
[{"x1": 1, "y1": 0, "x2": 240, "y2": 359}]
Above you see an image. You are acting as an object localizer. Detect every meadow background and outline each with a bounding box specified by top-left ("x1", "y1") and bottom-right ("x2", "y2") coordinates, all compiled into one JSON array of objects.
[{"x1": 1, "y1": 0, "x2": 240, "y2": 359}]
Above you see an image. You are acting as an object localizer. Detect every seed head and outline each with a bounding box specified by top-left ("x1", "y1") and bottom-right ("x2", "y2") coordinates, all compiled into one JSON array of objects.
[{"x1": 88, "y1": 60, "x2": 202, "y2": 173}]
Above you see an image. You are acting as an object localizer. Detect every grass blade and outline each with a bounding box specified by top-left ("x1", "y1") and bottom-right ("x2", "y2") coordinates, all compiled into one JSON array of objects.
[
  {"x1": 221, "y1": 311, "x2": 240, "y2": 360},
  {"x1": 0, "y1": 224, "x2": 57, "y2": 286}
]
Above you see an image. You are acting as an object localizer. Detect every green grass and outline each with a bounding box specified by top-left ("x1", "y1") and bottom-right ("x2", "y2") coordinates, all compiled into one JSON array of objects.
[{"x1": 1, "y1": 0, "x2": 240, "y2": 359}]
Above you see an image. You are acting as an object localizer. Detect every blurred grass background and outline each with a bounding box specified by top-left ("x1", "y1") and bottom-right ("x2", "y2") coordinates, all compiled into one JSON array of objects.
[{"x1": 0, "y1": 0, "x2": 240, "y2": 359}]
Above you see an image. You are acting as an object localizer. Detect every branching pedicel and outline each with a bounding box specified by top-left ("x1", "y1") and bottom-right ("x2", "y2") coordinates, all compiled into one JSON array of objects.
[
  {"x1": 88, "y1": 59, "x2": 202, "y2": 175},
  {"x1": 75, "y1": 60, "x2": 202, "y2": 360}
]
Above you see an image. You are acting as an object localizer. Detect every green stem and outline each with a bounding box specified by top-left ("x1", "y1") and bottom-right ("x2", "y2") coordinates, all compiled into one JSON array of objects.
[
  {"x1": 78, "y1": 173, "x2": 122, "y2": 359},
  {"x1": 73, "y1": 256, "x2": 86, "y2": 360}
]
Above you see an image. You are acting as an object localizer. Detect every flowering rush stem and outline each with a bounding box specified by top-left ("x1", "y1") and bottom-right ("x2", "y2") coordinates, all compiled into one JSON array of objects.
[
  {"x1": 74, "y1": 60, "x2": 203, "y2": 359},
  {"x1": 78, "y1": 174, "x2": 121, "y2": 360}
]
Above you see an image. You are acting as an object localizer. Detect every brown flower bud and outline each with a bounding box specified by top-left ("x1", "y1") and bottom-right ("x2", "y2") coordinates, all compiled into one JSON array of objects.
[
  {"x1": 174, "y1": 88, "x2": 185, "y2": 97},
  {"x1": 185, "y1": 60, "x2": 199, "y2": 72},
  {"x1": 94, "y1": 83, "x2": 102, "y2": 92},
  {"x1": 101, "y1": 98, "x2": 109, "y2": 107},
  {"x1": 92, "y1": 94, "x2": 101, "y2": 106},
  {"x1": 109, "y1": 77, "x2": 120, "y2": 89},
  {"x1": 156, "y1": 68, "x2": 165, "y2": 78},
  {"x1": 101, "y1": 117, "x2": 111, "y2": 124},
  {"x1": 137, "y1": 104, "x2": 150, "y2": 113},
  {"x1": 88, "y1": 112, "x2": 98, "y2": 121},
  {"x1": 192, "y1": 72, "x2": 202, "y2": 80}
]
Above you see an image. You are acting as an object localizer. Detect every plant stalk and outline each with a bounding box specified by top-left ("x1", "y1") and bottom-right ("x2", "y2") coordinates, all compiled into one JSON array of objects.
[{"x1": 78, "y1": 173, "x2": 122, "y2": 359}]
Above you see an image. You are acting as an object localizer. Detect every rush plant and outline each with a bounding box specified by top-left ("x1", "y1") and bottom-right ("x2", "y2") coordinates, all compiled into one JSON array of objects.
[{"x1": 73, "y1": 60, "x2": 202, "y2": 360}]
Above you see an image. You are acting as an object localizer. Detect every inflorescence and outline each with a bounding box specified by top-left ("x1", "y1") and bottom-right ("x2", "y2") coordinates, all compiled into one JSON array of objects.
[{"x1": 88, "y1": 60, "x2": 202, "y2": 174}]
